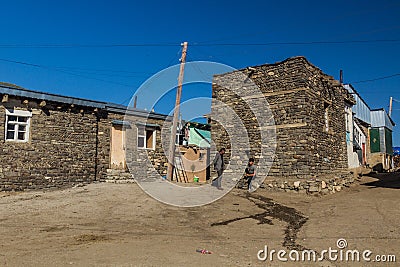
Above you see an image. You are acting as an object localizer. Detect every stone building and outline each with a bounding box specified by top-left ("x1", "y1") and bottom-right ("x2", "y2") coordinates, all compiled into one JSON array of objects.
[
  {"x1": 211, "y1": 56, "x2": 356, "y2": 181},
  {"x1": 0, "y1": 82, "x2": 169, "y2": 191},
  {"x1": 344, "y1": 84, "x2": 395, "y2": 171}
]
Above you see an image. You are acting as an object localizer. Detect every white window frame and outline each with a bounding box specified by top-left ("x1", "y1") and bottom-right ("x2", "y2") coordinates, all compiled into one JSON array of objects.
[
  {"x1": 5, "y1": 109, "x2": 32, "y2": 142},
  {"x1": 324, "y1": 102, "x2": 330, "y2": 133},
  {"x1": 137, "y1": 126, "x2": 156, "y2": 150}
]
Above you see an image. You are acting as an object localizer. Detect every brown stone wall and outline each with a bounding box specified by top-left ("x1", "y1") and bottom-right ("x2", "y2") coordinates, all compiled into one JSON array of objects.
[
  {"x1": 97, "y1": 111, "x2": 169, "y2": 182},
  {"x1": 145, "y1": 117, "x2": 170, "y2": 177},
  {"x1": 211, "y1": 56, "x2": 351, "y2": 179},
  {"x1": 0, "y1": 100, "x2": 98, "y2": 191},
  {"x1": 0, "y1": 96, "x2": 169, "y2": 190},
  {"x1": 97, "y1": 112, "x2": 118, "y2": 181}
]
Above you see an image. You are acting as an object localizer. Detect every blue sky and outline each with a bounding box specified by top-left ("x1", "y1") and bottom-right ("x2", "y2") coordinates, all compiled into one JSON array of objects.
[{"x1": 0, "y1": 0, "x2": 399, "y2": 144}]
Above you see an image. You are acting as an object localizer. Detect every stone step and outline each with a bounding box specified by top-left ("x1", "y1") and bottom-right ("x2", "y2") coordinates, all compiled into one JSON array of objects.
[
  {"x1": 105, "y1": 179, "x2": 135, "y2": 184},
  {"x1": 105, "y1": 169, "x2": 134, "y2": 182}
]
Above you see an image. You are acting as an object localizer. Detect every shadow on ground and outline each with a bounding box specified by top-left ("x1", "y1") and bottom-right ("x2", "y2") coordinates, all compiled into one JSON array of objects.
[
  {"x1": 211, "y1": 192, "x2": 308, "y2": 250},
  {"x1": 362, "y1": 172, "x2": 400, "y2": 189}
]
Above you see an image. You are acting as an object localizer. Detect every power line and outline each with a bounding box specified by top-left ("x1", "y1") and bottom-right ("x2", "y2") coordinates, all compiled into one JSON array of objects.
[
  {"x1": 0, "y1": 39, "x2": 399, "y2": 48},
  {"x1": 50, "y1": 66, "x2": 155, "y2": 75},
  {"x1": 192, "y1": 39, "x2": 400, "y2": 46},
  {"x1": 351, "y1": 73, "x2": 400, "y2": 84},
  {"x1": 119, "y1": 46, "x2": 184, "y2": 105},
  {"x1": 0, "y1": 58, "x2": 134, "y2": 88},
  {"x1": 0, "y1": 43, "x2": 178, "y2": 48}
]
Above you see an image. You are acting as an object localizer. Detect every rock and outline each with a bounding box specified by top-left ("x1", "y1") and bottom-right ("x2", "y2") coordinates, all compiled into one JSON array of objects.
[
  {"x1": 333, "y1": 186, "x2": 342, "y2": 192},
  {"x1": 308, "y1": 186, "x2": 319, "y2": 192},
  {"x1": 321, "y1": 188, "x2": 329, "y2": 194},
  {"x1": 321, "y1": 181, "x2": 327, "y2": 189},
  {"x1": 294, "y1": 181, "x2": 300, "y2": 188}
]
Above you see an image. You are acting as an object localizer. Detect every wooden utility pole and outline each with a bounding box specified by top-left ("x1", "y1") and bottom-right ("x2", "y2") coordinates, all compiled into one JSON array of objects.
[
  {"x1": 389, "y1": 96, "x2": 393, "y2": 117},
  {"x1": 167, "y1": 42, "x2": 188, "y2": 181}
]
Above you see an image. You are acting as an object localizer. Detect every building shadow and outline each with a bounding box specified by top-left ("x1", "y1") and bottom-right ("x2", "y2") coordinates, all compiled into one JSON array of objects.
[{"x1": 362, "y1": 172, "x2": 400, "y2": 189}]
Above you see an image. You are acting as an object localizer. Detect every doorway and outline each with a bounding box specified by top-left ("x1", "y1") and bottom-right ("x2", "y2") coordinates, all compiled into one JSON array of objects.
[{"x1": 110, "y1": 124, "x2": 126, "y2": 169}]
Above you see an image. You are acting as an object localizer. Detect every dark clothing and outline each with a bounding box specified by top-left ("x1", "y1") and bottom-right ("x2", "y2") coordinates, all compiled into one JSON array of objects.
[
  {"x1": 212, "y1": 152, "x2": 224, "y2": 189},
  {"x1": 213, "y1": 152, "x2": 224, "y2": 171},
  {"x1": 245, "y1": 165, "x2": 255, "y2": 176},
  {"x1": 212, "y1": 169, "x2": 223, "y2": 188},
  {"x1": 245, "y1": 164, "x2": 256, "y2": 191}
]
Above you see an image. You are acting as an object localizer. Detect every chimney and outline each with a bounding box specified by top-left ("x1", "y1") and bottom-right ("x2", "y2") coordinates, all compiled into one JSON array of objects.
[{"x1": 340, "y1": 70, "x2": 343, "y2": 84}]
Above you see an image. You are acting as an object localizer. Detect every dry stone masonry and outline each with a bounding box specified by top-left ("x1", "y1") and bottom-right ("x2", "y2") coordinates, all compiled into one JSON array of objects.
[
  {"x1": 0, "y1": 83, "x2": 168, "y2": 191},
  {"x1": 211, "y1": 56, "x2": 356, "y2": 191}
]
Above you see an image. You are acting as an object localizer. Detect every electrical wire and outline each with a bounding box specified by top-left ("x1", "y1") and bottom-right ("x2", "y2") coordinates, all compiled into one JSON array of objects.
[
  {"x1": 0, "y1": 39, "x2": 399, "y2": 48},
  {"x1": 351, "y1": 73, "x2": 400, "y2": 84},
  {"x1": 0, "y1": 58, "x2": 134, "y2": 88},
  {"x1": 191, "y1": 39, "x2": 400, "y2": 46},
  {"x1": 119, "y1": 46, "x2": 184, "y2": 105},
  {"x1": 0, "y1": 43, "x2": 178, "y2": 48}
]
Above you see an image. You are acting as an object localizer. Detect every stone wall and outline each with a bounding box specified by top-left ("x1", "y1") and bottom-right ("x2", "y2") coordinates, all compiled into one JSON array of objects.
[
  {"x1": 0, "y1": 99, "x2": 98, "y2": 191},
  {"x1": 211, "y1": 56, "x2": 354, "y2": 180},
  {"x1": 99, "y1": 111, "x2": 170, "y2": 183},
  {"x1": 262, "y1": 173, "x2": 357, "y2": 194},
  {"x1": 97, "y1": 112, "x2": 119, "y2": 182},
  {"x1": 0, "y1": 95, "x2": 169, "y2": 191}
]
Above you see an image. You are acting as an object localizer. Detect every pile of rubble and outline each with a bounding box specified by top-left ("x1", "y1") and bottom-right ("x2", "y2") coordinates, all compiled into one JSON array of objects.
[
  {"x1": 263, "y1": 175, "x2": 355, "y2": 194},
  {"x1": 259, "y1": 169, "x2": 369, "y2": 195}
]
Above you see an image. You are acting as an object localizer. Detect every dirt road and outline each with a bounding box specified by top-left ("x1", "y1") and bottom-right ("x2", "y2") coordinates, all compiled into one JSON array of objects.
[{"x1": 0, "y1": 173, "x2": 399, "y2": 266}]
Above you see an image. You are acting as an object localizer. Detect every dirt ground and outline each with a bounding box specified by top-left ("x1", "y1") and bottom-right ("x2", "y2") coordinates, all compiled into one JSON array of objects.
[{"x1": 0, "y1": 173, "x2": 399, "y2": 267}]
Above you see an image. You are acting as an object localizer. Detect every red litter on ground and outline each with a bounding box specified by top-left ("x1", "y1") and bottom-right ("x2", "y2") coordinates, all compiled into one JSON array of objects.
[{"x1": 196, "y1": 249, "x2": 212, "y2": 254}]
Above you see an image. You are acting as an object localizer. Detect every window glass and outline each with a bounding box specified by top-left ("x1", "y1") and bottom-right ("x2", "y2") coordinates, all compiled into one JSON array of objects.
[
  {"x1": 17, "y1": 132, "x2": 25, "y2": 140},
  {"x1": 7, "y1": 124, "x2": 15, "y2": 130},
  {"x1": 138, "y1": 136, "x2": 145, "y2": 148},
  {"x1": 137, "y1": 126, "x2": 145, "y2": 136},
  {"x1": 6, "y1": 131, "x2": 15, "y2": 140},
  {"x1": 5, "y1": 111, "x2": 31, "y2": 142},
  {"x1": 8, "y1": 116, "x2": 17, "y2": 122},
  {"x1": 17, "y1": 117, "x2": 28, "y2": 123}
]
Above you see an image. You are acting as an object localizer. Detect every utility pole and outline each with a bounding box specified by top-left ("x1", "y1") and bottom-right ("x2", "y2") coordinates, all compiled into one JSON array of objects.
[
  {"x1": 167, "y1": 42, "x2": 188, "y2": 181},
  {"x1": 389, "y1": 96, "x2": 393, "y2": 117},
  {"x1": 133, "y1": 95, "x2": 137, "y2": 108}
]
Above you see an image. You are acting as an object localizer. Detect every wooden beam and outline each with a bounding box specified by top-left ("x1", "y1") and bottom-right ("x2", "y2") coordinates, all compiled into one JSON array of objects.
[{"x1": 1, "y1": 94, "x2": 8, "y2": 103}]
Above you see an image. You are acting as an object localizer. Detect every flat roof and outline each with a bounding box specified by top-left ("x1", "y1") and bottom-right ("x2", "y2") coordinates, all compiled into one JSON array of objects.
[{"x1": 0, "y1": 82, "x2": 169, "y2": 120}]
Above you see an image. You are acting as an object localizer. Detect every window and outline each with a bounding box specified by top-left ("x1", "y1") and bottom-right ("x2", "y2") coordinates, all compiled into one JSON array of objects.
[
  {"x1": 345, "y1": 105, "x2": 352, "y2": 133},
  {"x1": 324, "y1": 102, "x2": 330, "y2": 133},
  {"x1": 5, "y1": 109, "x2": 31, "y2": 142},
  {"x1": 137, "y1": 126, "x2": 156, "y2": 149}
]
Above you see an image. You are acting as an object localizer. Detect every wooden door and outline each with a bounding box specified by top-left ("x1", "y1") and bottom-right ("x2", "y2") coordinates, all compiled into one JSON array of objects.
[{"x1": 111, "y1": 125, "x2": 126, "y2": 169}]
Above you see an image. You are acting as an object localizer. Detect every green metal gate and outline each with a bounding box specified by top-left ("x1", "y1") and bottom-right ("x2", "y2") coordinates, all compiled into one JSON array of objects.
[{"x1": 370, "y1": 128, "x2": 380, "y2": 153}]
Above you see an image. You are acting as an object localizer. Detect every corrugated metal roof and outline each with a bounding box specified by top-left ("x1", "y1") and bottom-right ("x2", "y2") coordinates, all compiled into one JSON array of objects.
[
  {"x1": 344, "y1": 84, "x2": 371, "y2": 124},
  {"x1": 0, "y1": 82, "x2": 169, "y2": 120},
  {"x1": 106, "y1": 103, "x2": 169, "y2": 120},
  {"x1": 371, "y1": 109, "x2": 395, "y2": 130},
  {"x1": 188, "y1": 127, "x2": 211, "y2": 148},
  {"x1": 0, "y1": 83, "x2": 105, "y2": 108},
  {"x1": 135, "y1": 122, "x2": 160, "y2": 128},
  {"x1": 112, "y1": 120, "x2": 131, "y2": 127}
]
